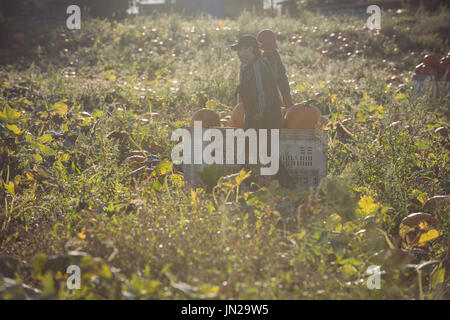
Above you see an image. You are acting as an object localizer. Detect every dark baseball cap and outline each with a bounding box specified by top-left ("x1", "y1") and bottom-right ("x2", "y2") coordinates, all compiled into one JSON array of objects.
[{"x1": 230, "y1": 35, "x2": 259, "y2": 51}]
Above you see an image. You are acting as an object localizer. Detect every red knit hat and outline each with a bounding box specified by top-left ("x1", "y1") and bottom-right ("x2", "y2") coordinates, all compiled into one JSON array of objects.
[{"x1": 257, "y1": 29, "x2": 278, "y2": 52}]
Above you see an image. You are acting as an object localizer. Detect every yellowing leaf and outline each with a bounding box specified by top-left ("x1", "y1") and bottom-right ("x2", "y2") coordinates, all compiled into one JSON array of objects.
[
  {"x1": 4, "y1": 181, "x2": 15, "y2": 195},
  {"x1": 38, "y1": 134, "x2": 53, "y2": 144},
  {"x1": 296, "y1": 82, "x2": 308, "y2": 92},
  {"x1": 205, "y1": 99, "x2": 216, "y2": 110},
  {"x1": 6, "y1": 124, "x2": 22, "y2": 135},
  {"x1": 170, "y1": 173, "x2": 184, "y2": 187},
  {"x1": 235, "y1": 169, "x2": 251, "y2": 185},
  {"x1": 396, "y1": 93, "x2": 407, "y2": 101},
  {"x1": 37, "y1": 144, "x2": 54, "y2": 156},
  {"x1": 92, "y1": 109, "x2": 104, "y2": 118},
  {"x1": 105, "y1": 70, "x2": 116, "y2": 81},
  {"x1": 191, "y1": 189, "x2": 198, "y2": 204},
  {"x1": 418, "y1": 229, "x2": 441, "y2": 244},
  {"x1": 53, "y1": 102, "x2": 68, "y2": 116},
  {"x1": 356, "y1": 195, "x2": 381, "y2": 217},
  {"x1": 32, "y1": 153, "x2": 43, "y2": 163},
  {"x1": 0, "y1": 105, "x2": 21, "y2": 123},
  {"x1": 290, "y1": 231, "x2": 306, "y2": 240},
  {"x1": 152, "y1": 160, "x2": 173, "y2": 175},
  {"x1": 330, "y1": 94, "x2": 337, "y2": 103},
  {"x1": 77, "y1": 228, "x2": 86, "y2": 240},
  {"x1": 341, "y1": 264, "x2": 358, "y2": 278}
]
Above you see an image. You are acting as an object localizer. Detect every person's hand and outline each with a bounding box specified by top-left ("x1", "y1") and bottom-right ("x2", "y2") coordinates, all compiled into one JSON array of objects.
[{"x1": 283, "y1": 99, "x2": 294, "y2": 108}]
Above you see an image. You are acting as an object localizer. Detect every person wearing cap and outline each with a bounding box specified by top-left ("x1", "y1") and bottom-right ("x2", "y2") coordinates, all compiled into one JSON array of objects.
[
  {"x1": 231, "y1": 34, "x2": 282, "y2": 130},
  {"x1": 231, "y1": 35, "x2": 295, "y2": 187},
  {"x1": 257, "y1": 29, "x2": 293, "y2": 108}
]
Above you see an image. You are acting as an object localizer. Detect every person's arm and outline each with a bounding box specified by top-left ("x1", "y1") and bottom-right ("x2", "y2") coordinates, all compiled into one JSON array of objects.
[
  {"x1": 273, "y1": 51, "x2": 293, "y2": 106},
  {"x1": 253, "y1": 60, "x2": 266, "y2": 120}
]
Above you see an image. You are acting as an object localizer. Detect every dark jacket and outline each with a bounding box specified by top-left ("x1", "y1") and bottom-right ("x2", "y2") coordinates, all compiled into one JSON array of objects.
[
  {"x1": 238, "y1": 55, "x2": 282, "y2": 129},
  {"x1": 262, "y1": 50, "x2": 292, "y2": 104}
]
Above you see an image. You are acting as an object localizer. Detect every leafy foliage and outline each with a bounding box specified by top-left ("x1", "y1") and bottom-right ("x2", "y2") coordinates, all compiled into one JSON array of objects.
[{"x1": 0, "y1": 8, "x2": 449, "y2": 299}]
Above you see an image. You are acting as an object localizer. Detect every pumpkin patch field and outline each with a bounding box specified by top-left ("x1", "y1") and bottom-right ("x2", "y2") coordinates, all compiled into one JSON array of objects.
[{"x1": 0, "y1": 6, "x2": 449, "y2": 300}]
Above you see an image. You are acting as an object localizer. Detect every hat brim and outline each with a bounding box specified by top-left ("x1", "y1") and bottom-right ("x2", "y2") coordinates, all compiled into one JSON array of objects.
[{"x1": 230, "y1": 43, "x2": 239, "y2": 51}]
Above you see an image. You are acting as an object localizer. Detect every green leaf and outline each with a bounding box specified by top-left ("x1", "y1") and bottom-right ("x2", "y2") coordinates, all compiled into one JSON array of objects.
[
  {"x1": 378, "y1": 228, "x2": 395, "y2": 249},
  {"x1": 152, "y1": 180, "x2": 163, "y2": 192},
  {"x1": 338, "y1": 258, "x2": 363, "y2": 266},
  {"x1": 41, "y1": 272, "x2": 56, "y2": 297},
  {"x1": 431, "y1": 266, "x2": 445, "y2": 289},
  {"x1": 0, "y1": 105, "x2": 21, "y2": 124},
  {"x1": 32, "y1": 253, "x2": 47, "y2": 277},
  {"x1": 32, "y1": 153, "x2": 43, "y2": 163},
  {"x1": 37, "y1": 143, "x2": 55, "y2": 156}
]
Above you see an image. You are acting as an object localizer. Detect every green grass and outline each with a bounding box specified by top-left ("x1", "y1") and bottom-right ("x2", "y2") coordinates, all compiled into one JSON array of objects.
[{"x1": 0, "y1": 7, "x2": 449, "y2": 299}]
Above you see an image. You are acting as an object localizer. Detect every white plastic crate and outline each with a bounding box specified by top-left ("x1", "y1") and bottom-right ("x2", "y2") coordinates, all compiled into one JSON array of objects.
[
  {"x1": 412, "y1": 74, "x2": 450, "y2": 96},
  {"x1": 181, "y1": 127, "x2": 327, "y2": 189}
]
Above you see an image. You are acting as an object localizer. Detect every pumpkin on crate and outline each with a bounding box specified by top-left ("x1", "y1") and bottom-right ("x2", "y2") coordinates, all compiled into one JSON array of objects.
[
  {"x1": 283, "y1": 103, "x2": 322, "y2": 129},
  {"x1": 415, "y1": 54, "x2": 441, "y2": 77},
  {"x1": 423, "y1": 54, "x2": 440, "y2": 68},
  {"x1": 227, "y1": 103, "x2": 245, "y2": 128},
  {"x1": 190, "y1": 108, "x2": 221, "y2": 128}
]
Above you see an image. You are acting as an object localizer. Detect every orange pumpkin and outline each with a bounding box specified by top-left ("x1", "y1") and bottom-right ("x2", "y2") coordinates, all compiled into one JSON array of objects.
[
  {"x1": 190, "y1": 108, "x2": 220, "y2": 128},
  {"x1": 283, "y1": 104, "x2": 321, "y2": 129},
  {"x1": 228, "y1": 103, "x2": 245, "y2": 128},
  {"x1": 440, "y1": 56, "x2": 450, "y2": 68},
  {"x1": 423, "y1": 54, "x2": 440, "y2": 68},
  {"x1": 426, "y1": 66, "x2": 439, "y2": 76},
  {"x1": 414, "y1": 63, "x2": 427, "y2": 75}
]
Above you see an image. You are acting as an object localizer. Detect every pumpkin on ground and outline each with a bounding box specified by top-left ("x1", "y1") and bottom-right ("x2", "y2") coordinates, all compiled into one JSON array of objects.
[
  {"x1": 283, "y1": 103, "x2": 321, "y2": 129},
  {"x1": 190, "y1": 108, "x2": 220, "y2": 128}
]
